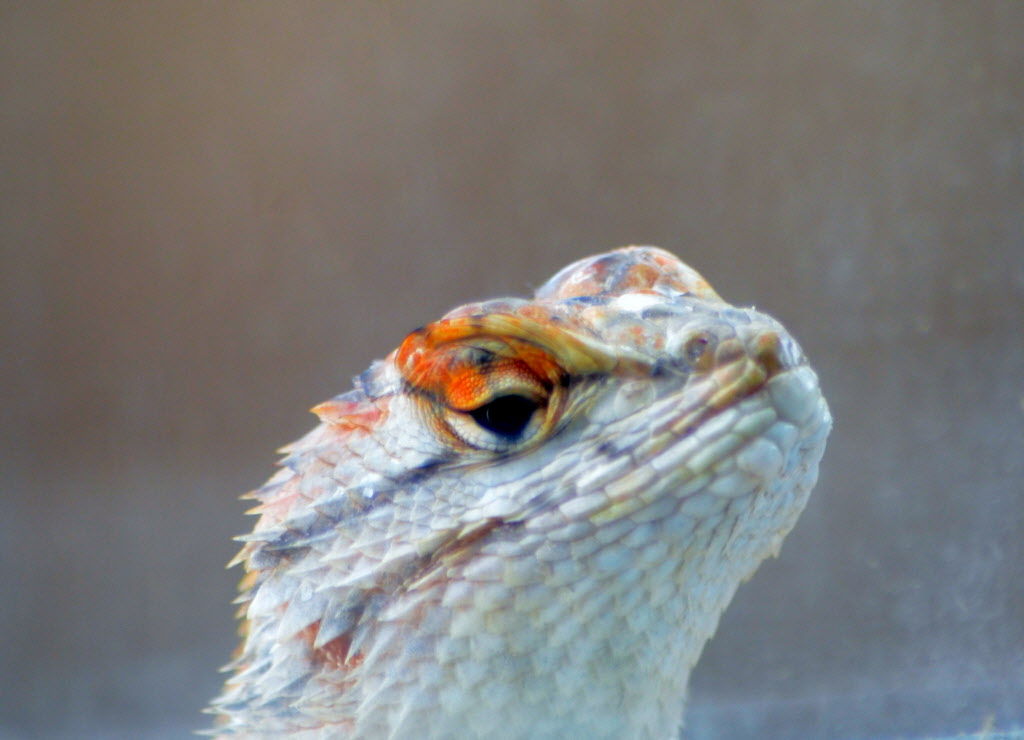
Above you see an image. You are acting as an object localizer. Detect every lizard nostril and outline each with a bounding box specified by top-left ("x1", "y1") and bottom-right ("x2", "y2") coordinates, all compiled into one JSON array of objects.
[{"x1": 683, "y1": 332, "x2": 715, "y2": 369}]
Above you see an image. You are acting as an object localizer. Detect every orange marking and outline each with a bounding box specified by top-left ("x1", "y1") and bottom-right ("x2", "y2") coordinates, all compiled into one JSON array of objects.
[
  {"x1": 623, "y1": 262, "x2": 661, "y2": 291},
  {"x1": 300, "y1": 621, "x2": 364, "y2": 671},
  {"x1": 444, "y1": 366, "x2": 490, "y2": 409},
  {"x1": 396, "y1": 315, "x2": 567, "y2": 405},
  {"x1": 312, "y1": 399, "x2": 384, "y2": 431}
]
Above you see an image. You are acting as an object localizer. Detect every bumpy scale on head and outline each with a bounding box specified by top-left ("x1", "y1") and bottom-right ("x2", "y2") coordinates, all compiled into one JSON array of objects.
[{"x1": 210, "y1": 246, "x2": 832, "y2": 739}]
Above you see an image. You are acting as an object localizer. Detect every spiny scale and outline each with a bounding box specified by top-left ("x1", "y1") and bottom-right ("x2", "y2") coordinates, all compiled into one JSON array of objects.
[{"x1": 210, "y1": 246, "x2": 832, "y2": 739}]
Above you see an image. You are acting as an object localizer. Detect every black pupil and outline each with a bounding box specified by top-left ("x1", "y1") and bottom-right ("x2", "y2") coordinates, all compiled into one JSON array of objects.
[{"x1": 469, "y1": 395, "x2": 539, "y2": 439}]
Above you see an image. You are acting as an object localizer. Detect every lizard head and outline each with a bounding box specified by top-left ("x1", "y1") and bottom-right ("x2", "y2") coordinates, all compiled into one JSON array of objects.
[{"x1": 212, "y1": 246, "x2": 832, "y2": 738}]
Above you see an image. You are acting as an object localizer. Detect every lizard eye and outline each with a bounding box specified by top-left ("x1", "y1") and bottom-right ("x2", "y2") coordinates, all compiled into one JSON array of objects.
[
  {"x1": 468, "y1": 394, "x2": 541, "y2": 440},
  {"x1": 445, "y1": 384, "x2": 549, "y2": 451},
  {"x1": 395, "y1": 313, "x2": 620, "y2": 454}
]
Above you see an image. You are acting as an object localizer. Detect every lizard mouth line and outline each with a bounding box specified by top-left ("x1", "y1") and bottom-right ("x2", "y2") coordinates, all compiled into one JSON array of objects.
[
  {"x1": 571, "y1": 360, "x2": 823, "y2": 528},
  {"x1": 668, "y1": 356, "x2": 775, "y2": 438}
]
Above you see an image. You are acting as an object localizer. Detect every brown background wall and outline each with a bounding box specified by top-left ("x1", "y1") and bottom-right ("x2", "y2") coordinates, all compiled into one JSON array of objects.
[{"x1": 2, "y1": 3, "x2": 1022, "y2": 738}]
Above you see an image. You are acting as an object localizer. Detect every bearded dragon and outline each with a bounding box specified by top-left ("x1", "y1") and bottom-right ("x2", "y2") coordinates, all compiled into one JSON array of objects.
[{"x1": 210, "y1": 246, "x2": 832, "y2": 738}]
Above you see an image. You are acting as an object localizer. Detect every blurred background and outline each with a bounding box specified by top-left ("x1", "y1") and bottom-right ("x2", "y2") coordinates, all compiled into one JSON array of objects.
[{"x1": 2, "y1": 3, "x2": 1022, "y2": 738}]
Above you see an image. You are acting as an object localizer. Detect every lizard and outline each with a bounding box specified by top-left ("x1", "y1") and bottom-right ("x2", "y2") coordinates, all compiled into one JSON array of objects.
[{"x1": 209, "y1": 246, "x2": 832, "y2": 739}]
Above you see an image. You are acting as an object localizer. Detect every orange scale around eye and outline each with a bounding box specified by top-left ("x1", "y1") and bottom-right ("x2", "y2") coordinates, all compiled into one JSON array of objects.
[
  {"x1": 506, "y1": 345, "x2": 563, "y2": 387},
  {"x1": 442, "y1": 366, "x2": 492, "y2": 410},
  {"x1": 396, "y1": 314, "x2": 588, "y2": 409}
]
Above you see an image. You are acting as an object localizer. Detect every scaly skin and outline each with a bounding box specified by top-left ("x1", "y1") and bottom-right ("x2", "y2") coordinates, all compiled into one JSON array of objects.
[{"x1": 210, "y1": 247, "x2": 832, "y2": 739}]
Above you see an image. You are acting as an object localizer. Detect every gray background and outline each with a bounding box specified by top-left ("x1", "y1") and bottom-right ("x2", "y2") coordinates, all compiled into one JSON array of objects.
[{"x1": 2, "y1": 3, "x2": 1022, "y2": 738}]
